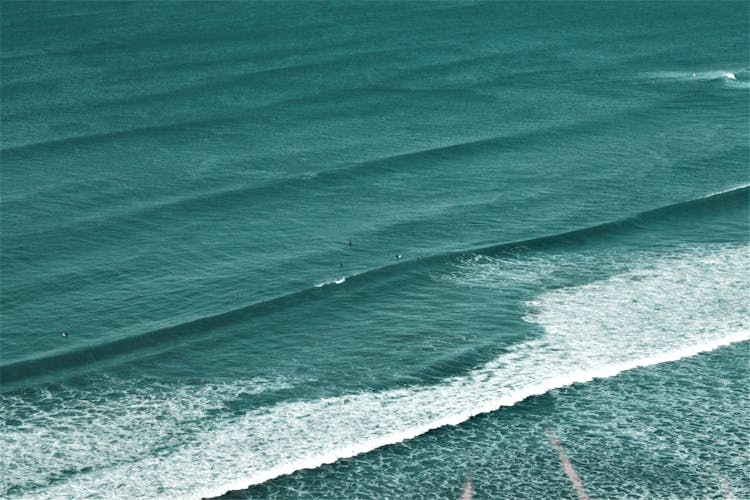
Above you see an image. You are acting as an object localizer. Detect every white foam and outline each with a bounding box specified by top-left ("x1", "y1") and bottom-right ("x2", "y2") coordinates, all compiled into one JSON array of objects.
[
  {"x1": 702, "y1": 183, "x2": 750, "y2": 198},
  {"x1": 3, "y1": 245, "x2": 748, "y2": 499},
  {"x1": 0, "y1": 376, "x2": 293, "y2": 498},
  {"x1": 314, "y1": 276, "x2": 346, "y2": 288},
  {"x1": 647, "y1": 70, "x2": 739, "y2": 81},
  {"x1": 645, "y1": 69, "x2": 750, "y2": 88}
]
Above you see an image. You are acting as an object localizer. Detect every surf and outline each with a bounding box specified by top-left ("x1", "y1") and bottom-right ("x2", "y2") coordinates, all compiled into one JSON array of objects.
[{"x1": 3, "y1": 241, "x2": 747, "y2": 499}]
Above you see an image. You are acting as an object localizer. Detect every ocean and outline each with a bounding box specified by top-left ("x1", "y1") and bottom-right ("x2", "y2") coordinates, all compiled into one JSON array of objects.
[{"x1": 1, "y1": 1, "x2": 748, "y2": 498}]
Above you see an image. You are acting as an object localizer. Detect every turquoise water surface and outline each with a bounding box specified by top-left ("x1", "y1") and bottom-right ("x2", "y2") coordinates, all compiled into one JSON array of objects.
[{"x1": 1, "y1": 2, "x2": 748, "y2": 498}]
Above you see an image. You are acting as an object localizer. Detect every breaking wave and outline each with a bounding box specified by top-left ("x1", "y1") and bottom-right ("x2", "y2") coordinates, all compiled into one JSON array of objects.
[{"x1": 3, "y1": 243, "x2": 747, "y2": 499}]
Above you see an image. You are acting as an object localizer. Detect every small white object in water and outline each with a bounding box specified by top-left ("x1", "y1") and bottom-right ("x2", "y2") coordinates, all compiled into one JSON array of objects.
[{"x1": 724, "y1": 72, "x2": 736, "y2": 80}]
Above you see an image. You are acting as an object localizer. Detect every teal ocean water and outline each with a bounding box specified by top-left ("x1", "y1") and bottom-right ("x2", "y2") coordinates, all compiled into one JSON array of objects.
[{"x1": 1, "y1": 2, "x2": 748, "y2": 498}]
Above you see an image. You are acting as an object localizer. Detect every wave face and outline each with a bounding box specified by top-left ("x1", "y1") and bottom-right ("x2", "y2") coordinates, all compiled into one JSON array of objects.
[{"x1": 1, "y1": 1, "x2": 749, "y2": 498}]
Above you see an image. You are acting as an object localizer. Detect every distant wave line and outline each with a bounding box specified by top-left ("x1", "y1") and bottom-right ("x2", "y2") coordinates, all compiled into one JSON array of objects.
[
  {"x1": 2, "y1": 41, "x2": 492, "y2": 125},
  {"x1": 471, "y1": 184, "x2": 749, "y2": 257}
]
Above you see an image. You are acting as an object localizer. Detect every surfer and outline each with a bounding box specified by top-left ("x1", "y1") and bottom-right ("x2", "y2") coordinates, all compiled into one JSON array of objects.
[
  {"x1": 61, "y1": 332, "x2": 68, "y2": 337},
  {"x1": 348, "y1": 240, "x2": 352, "y2": 247}
]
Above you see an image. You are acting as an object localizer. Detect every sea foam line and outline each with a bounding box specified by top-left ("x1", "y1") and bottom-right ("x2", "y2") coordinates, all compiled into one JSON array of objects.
[
  {"x1": 197, "y1": 331, "x2": 750, "y2": 500},
  {"x1": 9, "y1": 332, "x2": 749, "y2": 500}
]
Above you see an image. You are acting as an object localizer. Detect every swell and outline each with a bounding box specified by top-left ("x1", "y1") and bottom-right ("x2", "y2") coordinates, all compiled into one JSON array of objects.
[
  {"x1": 0, "y1": 107, "x2": 612, "y2": 236},
  {"x1": 0, "y1": 116, "x2": 235, "y2": 157},
  {"x1": 0, "y1": 79, "x2": 486, "y2": 156},
  {"x1": 0, "y1": 43, "x2": 408, "y2": 127},
  {"x1": 2, "y1": 97, "x2": 666, "y2": 222},
  {"x1": 473, "y1": 184, "x2": 750, "y2": 256},
  {"x1": 3, "y1": 185, "x2": 746, "y2": 389},
  {"x1": 1, "y1": 21, "x2": 501, "y2": 126},
  {"x1": 0, "y1": 280, "x2": 320, "y2": 389},
  {"x1": 0, "y1": 4, "x2": 339, "y2": 62},
  {"x1": 0, "y1": 89, "x2": 326, "y2": 156},
  {"x1": 3, "y1": 102, "x2": 740, "y2": 265},
  {"x1": 2, "y1": 28, "x2": 639, "y2": 151}
]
